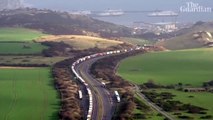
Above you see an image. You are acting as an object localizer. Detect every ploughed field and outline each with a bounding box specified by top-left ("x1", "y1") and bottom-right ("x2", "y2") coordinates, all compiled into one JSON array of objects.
[
  {"x1": 0, "y1": 67, "x2": 59, "y2": 120},
  {"x1": 118, "y1": 48, "x2": 213, "y2": 87},
  {"x1": 0, "y1": 27, "x2": 47, "y2": 54}
]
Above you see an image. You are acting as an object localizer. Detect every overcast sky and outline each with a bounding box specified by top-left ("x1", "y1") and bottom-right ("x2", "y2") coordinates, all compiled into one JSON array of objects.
[
  {"x1": 22, "y1": 0, "x2": 213, "y2": 25},
  {"x1": 25, "y1": 0, "x2": 212, "y2": 11}
]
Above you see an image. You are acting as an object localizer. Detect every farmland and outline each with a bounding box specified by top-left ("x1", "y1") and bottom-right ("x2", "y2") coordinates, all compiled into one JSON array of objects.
[
  {"x1": 0, "y1": 56, "x2": 67, "y2": 66},
  {"x1": 118, "y1": 48, "x2": 213, "y2": 119},
  {"x1": 143, "y1": 89, "x2": 213, "y2": 119},
  {"x1": 0, "y1": 27, "x2": 48, "y2": 55},
  {"x1": 0, "y1": 28, "x2": 46, "y2": 42},
  {"x1": 118, "y1": 48, "x2": 213, "y2": 87},
  {"x1": 156, "y1": 89, "x2": 213, "y2": 116},
  {"x1": 0, "y1": 42, "x2": 47, "y2": 54},
  {"x1": 0, "y1": 67, "x2": 59, "y2": 120},
  {"x1": 121, "y1": 37, "x2": 154, "y2": 46}
]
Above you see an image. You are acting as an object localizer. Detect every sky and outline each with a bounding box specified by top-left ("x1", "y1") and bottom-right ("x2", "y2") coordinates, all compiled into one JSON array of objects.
[
  {"x1": 24, "y1": 0, "x2": 212, "y2": 11},
  {"x1": 22, "y1": 0, "x2": 213, "y2": 26}
]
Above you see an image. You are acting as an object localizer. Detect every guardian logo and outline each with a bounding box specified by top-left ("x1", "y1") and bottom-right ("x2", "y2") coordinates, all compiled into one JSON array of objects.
[{"x1": 180, "y1": 2, "x2": 212, "y2": 13}]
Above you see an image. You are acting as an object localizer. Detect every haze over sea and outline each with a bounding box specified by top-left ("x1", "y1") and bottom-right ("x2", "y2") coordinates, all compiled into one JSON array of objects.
[{"x1": 25, "y1": 0, "x2": 213, "y2": 26}]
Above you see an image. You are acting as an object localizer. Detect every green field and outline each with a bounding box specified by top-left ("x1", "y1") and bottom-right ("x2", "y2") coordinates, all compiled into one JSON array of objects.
[
  {"x1": 121, "y1": 37, "x2": 154, "y2": 46},
  {"x1": 0, "y1": 56, "x2": 67, "y2": 65},
  {"x1": 155, "y1": 89, "x2": 213, "y2": 119},
  {"x1": 0, "y1": 67, "x2": 59, "y2": 120},
  {"x1": 0, "y1": 27, "x2": 48, "y2": 54},
  {"x1": 0, "y1": 43, "x2": 47, "y2": 54},
  {"x1": 0, "y1": 28, "x2": 46, "y2": 41},
  {"x1": 118, "y1": 48, "x2": 213, "y2": 87}
]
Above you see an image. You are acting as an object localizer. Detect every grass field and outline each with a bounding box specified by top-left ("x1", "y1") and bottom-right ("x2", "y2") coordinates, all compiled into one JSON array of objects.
[
  {"x1": 0, "y1": 42, "x2": 47, "y2": 54},
  {"x1": 0, "y1": 67, "x2": 59, "y2": 120},
  {"x1": 0, "y1": 28, "x2": 46, "y2": 41},
  {"x1": 0, "y1": 56, "x2": 67, "y2": 65},
  {"x1": 154, "y1": 89, "x2": 213, "y2": 119},
  {"x1": 118, "y1": 48, "x2": 213, "y2": 87},
  {"x1": 121, "y1": 37, "x2": 154, "y2": 46},
  {"x1": 0, "y1": 27, "x2": 48, "y2": 54}
]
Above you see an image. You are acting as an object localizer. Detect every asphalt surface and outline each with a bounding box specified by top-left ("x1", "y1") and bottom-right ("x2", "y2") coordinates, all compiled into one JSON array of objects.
[
  {"x1": 75, "y1": 56, "x2": 114, "y2": 120},
  {"x1": 74, "y1": 49, "x2": 173, "y2": 120}
]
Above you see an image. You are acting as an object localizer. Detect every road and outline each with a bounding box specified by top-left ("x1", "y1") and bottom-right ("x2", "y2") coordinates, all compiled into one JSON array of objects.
[
  {"x1": 74, "y1": 49, "x2": 174, "y2": 120},
  {"x1": 75, "y1": 56, "x2": 114, "y2": 120}
]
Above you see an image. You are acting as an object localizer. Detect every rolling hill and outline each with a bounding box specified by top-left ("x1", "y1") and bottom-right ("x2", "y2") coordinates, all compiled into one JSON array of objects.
[
  {"x1": 36, "y1": 35, "x2": 123, "y2": 50},
  {"x1": 0, "y1": 8, "x2": 132, "y2": 38},
  {"x1": 157, "y1": 21, "x2": 213, "y2": 50}
]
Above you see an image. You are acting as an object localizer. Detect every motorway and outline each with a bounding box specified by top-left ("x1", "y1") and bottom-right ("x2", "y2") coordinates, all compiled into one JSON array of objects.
[
  {"x1": 74, "y1": 48, "x2": 174, "y2": 120},
  {"x1": 75, "y1": 56, "x2": 114, "y2": 120}
]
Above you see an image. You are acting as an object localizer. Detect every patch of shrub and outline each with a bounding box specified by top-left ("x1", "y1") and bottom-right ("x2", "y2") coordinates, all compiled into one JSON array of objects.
[
  {"x1": 200, "y1": 115, "x2": 213, "y2": 119},
  {"x1": 186, "y1": 104, "x2": 207, "y2": 114},
  {"x1": 133, "y1": 113, "x2": 146, "y2": 119},
  {"x1": 173, "y1": 112, "x2": 181, "y2": 115},
  {"x1": 134, "y1": 97, "x2": 150, "y2": 111},
  {"x1": 178, "y1": 115, "x2": 193, "y2": 119},
  {"x1": 203, "y1": 80, "x2": 213, "y2": 87},
  {"x1": 143, "y1": 91, "x2": 207, "y2": 114}
]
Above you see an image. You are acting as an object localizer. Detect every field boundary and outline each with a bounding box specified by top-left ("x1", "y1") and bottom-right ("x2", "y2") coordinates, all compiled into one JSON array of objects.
[{"x1": 0, "y1": 66, "x2": 38, "y2": 69}]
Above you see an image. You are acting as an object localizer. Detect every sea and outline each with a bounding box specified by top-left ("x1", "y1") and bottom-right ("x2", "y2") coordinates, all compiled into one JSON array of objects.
[
  {"x1": 27, "y1": 0, "x2": 213, "y2": 27},
  {"x1": 93, "y1": 12, "x2": 213, "y2": 27}
]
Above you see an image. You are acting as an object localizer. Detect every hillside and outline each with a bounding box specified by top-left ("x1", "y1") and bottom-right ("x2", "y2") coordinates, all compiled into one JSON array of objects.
[
  {"x1": 36, "y1": 35, "x2": 123, "y2": 50},
  {"x1": 157, "y1": 21, "x2": 213, "y2": 50},
  {"x1": 0, "y1": 8, "x2": 132, "y2": 38},
  {"x1": 173, "y1": 21, "x2": 213, "y2": 36}
]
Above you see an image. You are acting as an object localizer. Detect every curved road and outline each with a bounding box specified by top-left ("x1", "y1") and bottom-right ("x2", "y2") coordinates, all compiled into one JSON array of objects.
[
  {"x1": 75, "y1": 56, "x2": 114, "y2": 120},
  {"x1": 74, "y1": 49, "x2": 174, "y2": 120}
]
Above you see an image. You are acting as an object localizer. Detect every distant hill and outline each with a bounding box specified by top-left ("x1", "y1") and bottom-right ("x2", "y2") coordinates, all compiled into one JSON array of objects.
[
  {"x1": 157, "y1": 21, "x2": 213, "y2": 50},
  {"x1": 0, "y1": 8, "x2": 132, "y2": 38}
]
